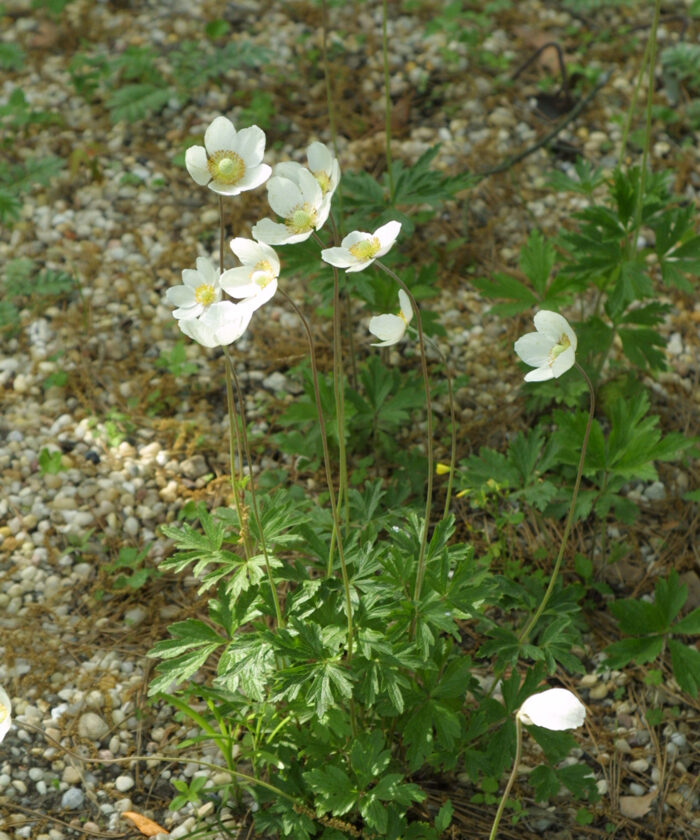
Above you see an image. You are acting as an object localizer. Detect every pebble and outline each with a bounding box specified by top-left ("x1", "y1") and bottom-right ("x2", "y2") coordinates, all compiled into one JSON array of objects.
[
  {"x1": 629, "y1": 758, "x2": 649, "y2": 773},
  {"x1": 60, "y1": 787, "x2": 84, "y2": 809},
  {"x1": 77, "y1": 712, "x2": 109, "y2": 740},
  {"x1": 115, "y1": 775, "x2": 134, "y2": 793}
]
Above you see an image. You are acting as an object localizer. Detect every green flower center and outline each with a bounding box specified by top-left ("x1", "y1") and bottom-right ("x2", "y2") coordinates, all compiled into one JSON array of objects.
[
  {"x1": 548, "y1": 333, "x2": 571, "y2": 364},
  {"x1": 253, "y1": 260, "x2": 274, "y2": 288},
  {"x1": 348, "y1": 236, "x2": 380, "y2": 262},
  {"x1": 208, "y1": 150, "x2": 245, "y2": 185},
  {"x1": 195, "y1": 283, "x2": 217, "y2": 306},
  {"x1": 313, "y1": 170, "x2": 331, "y2": 195},
  {"x1": 286, "y1": 205, "x2": 317, "y2": 234}
]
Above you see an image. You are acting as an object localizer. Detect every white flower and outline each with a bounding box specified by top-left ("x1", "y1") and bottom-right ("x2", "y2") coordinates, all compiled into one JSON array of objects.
[
  {"x1": 517, "y1": 688, "x2": 586, "y2": 730},
  {"x1": 322, "y1": 221, "x2": 401, "y2": 273},
  {"x1": 178, "y1": 301, "x2": 253, "y2": 348},
  {"x1": 306, "y1": 141, "x2": 340, "y2": 213},
  {"x1": 165, "y1": 257, "x2": 223, "y2": 320},
  {"x1": 252, "y1": 162, "x2": 330, "y2": 245},
  {"x1": 220, "y1": 238, "x2": 279, "y2": 312},
  {"x1": 185, "y1": 116, "x2": 271, "y2": 197},
  {"x1": 369, "y1": 289, "x2": 413, "y2": 346},
  {"x1": 0, "y1": 685, "x2": 11, "y2": 744},
  {"x1": 514, "y1": 310, "x2": 577, "y2": 382}
]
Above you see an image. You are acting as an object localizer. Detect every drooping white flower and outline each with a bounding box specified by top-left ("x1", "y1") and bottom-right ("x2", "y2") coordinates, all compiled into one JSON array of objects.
[
  {"x1": 165, "y1": 257, "x2": 223, "y2": 320},
  {"x1": 178, "y1": 300, "x2": 253, "y2": 348},
  {"x1": 185, "y1": 116, "x2": 271, "y2": 197},
  {"x1": 514, "y1": 310, "x2": 577, "y2": 382},
  {"x1": 322, "y1": 221, "x2": 401, "y2": 273},
  {"x1": 220, "y1": 238, "x2": 280, "y2": 312},
  {"x1": 252, "y1": 162, "x2": 330, "y2": 245},
  {"x1": 369, "y1": 289, "x2": 413, "y2": 347},
  {"x1": 0, "y1": 685, "x2": 11, "y2": 744},
  {"x1": 516, "y1": 688, "x2": 586, "y2": 730}
]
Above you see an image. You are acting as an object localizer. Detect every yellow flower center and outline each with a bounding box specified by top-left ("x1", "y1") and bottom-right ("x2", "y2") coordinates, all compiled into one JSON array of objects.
[
  {"x1": 0, "y1": 705, "x2": 7, "y2": 723},
  {"x1": 208, "y1": 150, "x2": 245, "y2": 185},
  {"x1": 548, "y1": 333, "x2": 571, "y2": 365},
  {"x1": 348, "y1": 236, "x2": 380, "y2": 261},
  {"x1": 286, "y1": 205, "x2": 317, "y2": 234},
  {"x1": 252, "y1": 260, "x2": 275, "y2": 289},
  {"x1": 195, "y1": 283, "x2": 217, "y2": 306},
  {"x1": 313, "y1": 170, "x2": 331, "y2": 195}
]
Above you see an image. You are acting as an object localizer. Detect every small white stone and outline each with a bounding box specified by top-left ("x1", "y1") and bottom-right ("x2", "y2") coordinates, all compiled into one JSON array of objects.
[
  {"x1": 629, "y1": 758, "x2": 649, "y2": 773},
  {"x1": 77, "y1": 712, "x2": 109, "y2": 740},
  {"x1": 629, "y1": 782, "x2": 646, "y2": 796},
  {"x1": 115, "y1": 775, "x2": 134, "y2": 793}
]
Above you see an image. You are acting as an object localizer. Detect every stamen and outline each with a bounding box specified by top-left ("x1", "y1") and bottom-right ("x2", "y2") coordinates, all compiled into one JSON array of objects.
[
  {"x1": 207, "y1": 150, "x2": 245, "y2": 185},
  {"x1": 348, "y1": 236, "x2": 380, "y2": 261},
  {"x1": 195, "y1": 283, "x2": 217, "y2": 306}
]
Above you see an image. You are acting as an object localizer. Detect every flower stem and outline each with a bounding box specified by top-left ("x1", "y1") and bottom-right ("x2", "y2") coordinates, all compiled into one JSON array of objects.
[
  {"x1": 375, "y1": 261, "x2": 434, "y2": 624},
  {"x1": 424, "y1": 335, "x2": 457, "y2": 518},
  {"x1": 224, "y1": 352, "x2": 252, "y2": 562},
  {"x1": 381, "y1": 0, "x2": 394, "y2": 202},
  {"x1": 277, "y1": 290, "x2": 355, "y2": 670},
  {"x1": 488, "y1": 717, "x2": 523, "y2": 840},
  {"x1": 518, "y1": 363, "x2": 595, "y2": 644},
  {"x1": 224, "y1": 347, "x2": 283, "y2": 628}
]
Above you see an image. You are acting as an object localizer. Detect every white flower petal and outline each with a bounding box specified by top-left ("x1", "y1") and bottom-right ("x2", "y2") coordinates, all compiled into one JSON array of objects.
[
  {"x1": 369, "y1": 313, "x2": 406, "y2": 346},
  {"x1": 166, "y1": 286, "x2": 196, "y2": 307},
  {"x1": 524, "y1": 366, "x2": 555, "y2": 382},
  {"x1": 321, "y1": 247, "x2": 356, "y2": 269},
  {"x1": 267, "y1": 176, "x2": 303, "y2": 218},
  {"x1": 204, "y1": 116, "x2": 236, "y2": 153},
  {"x1": 252, "y1": 218, "x2": 301, "y2": 245},
  {"x1": 230, "y1": 238, "x2": 265, "y2": 266},
  {"x1": 180, "y1": 269, "x2": 201, "y2": 290},
  {"x1": 533, "y1": 310, "x2": 578, "y2": 350},
  {"x1": 234, "y1": 163, "x2": 271, "y2": 193},
  {"x1": 234, "y1": 125, "x2": 266, "y2": 166},
  {"x1": 375, "y1": 220, "x2": 402, "y2": 253},
  {"x1": 517, "y1": 688, "x2": 586, "y2": 730},
  {"x1": 398, "y1": 289, "x2": 413, "y2": 323},
  {"x1": 185, "y1": 145, "x2": 210, "y2": 185},
  {"x1": 514, "y1": 333, "x2": 552, "y2": 368},
  {"x1": 296, "y1": 167, "x2": 323, "y2": 206},
  {"x1": 340, "y1": 230, "x2": 370, "y2": 249},
  {"x1": 220, "y1": 266, "x2": 257, "y2": 294},
  {"x1": 307, "y1": 141, "x2": 333, "y2": 174},
  {"x1": 273, "y1": 161, "x2": 305, "y2": 182},
  {"x1": 195, "y1": 257, "x2": 218, "y2": 284},
  {"x1": 0, "y1": 685, "x2": 12, "y2": 744}
]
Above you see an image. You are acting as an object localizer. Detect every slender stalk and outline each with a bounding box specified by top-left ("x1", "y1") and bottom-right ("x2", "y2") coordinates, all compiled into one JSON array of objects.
[
  {"x1": 224, "y1": 347, "x2": 283, "y2": 628},
  {"x1": 424, "y1": 335, "x2": 457, "y2": 518},
  {"x1": 277, "y1": 289, "x2": 355, "y2": 672},
  {"x1": 488, "y1": 718, "x2": 523, "y2": 840},
  {"x1": 630, "y1": 0, "x2": 662, "y2": 251},
  {"x1": 381, "y1": 0, "x2": 394, "y2": 201},
  {"x1": 314, "y1": 232, "x2": 349, "y2": 530},
  {"x1": 518, "y1": 363, "x2": 595, "y2": 643},
  {"x1": 218, "y1": 195, "x2": 226, "y2": 273},
  {"x1": 375, "y1": 261, "x2": 434, "y2": 615},
  {"x1": 224, "y1": 335, "x2": 252, "y2": 561}
]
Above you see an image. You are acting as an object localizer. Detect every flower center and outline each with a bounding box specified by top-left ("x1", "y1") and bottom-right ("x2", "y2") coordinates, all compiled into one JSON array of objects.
[
  {"x1": 208, "y1": 150, "x2": 245, "y2": 185},
  {"x1": 195, "y1": 283, "x2": 217, "y2": 306},
  {"x1": 313, "y1": 169, "x2": 331, "y2": 195},
  {"x1": 348, "y1": 236, "x2": 380, "y2": 261},
  {"x1": 286, "y1": 205, "x2": 317, "y2": 234},
  {"x1": 0, "y1": 705, "x2": 7, "y2": 723},
  {"x1": 252, "y1": 260, "x2": 275, "y2": 289},
  {"x1": 548, "y1": 333, "x2": 571, "y2": 365}
]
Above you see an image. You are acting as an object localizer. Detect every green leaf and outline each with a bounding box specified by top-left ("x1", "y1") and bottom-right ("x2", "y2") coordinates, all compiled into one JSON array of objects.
[
  {"x1": 350, "y1": 731, "x2": 391, "y2": 787},
  {"x1": 602, "y1": 635, "x2": 664, "y2": 669},
  {"x1": 654, "y1": 571, "x2": 687, "y2": 628},
  {"x1": 303, "y1": 765, "x2": 356, "y2": 815},
  {"x1": 435, "y1": 799, "x2": 453, "y2": 832},
  {"x1": 609, "y1": 597, "x2": 665, "y2": 635},
  {"x1": 106, "y1": 83, "x2": 172, "y2": 123},
  {"x1": 673, "y1": 607, "x2": 700, "y2": 635},
  {"x1": 668, "y1": 639, "x2": 700, "y2": 697}
]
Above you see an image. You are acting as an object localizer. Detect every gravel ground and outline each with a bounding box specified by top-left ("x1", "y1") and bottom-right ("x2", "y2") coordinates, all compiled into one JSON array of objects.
[{"x1": 1, "y1": 1, "x2": 700, "y2": 838}]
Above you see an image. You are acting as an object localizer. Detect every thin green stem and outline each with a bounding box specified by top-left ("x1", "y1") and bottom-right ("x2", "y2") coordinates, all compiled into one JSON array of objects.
[
  {"x1": 518, "y1": 363, "x2": 595, "y2": 644},
  {"x1": 277, "y1": 289, "x2": 355, "y2": 676},
  {"x1": 424, "y1": 334, "x2": 457, "y2": 518},
  {"x1": 224, "y1": 357, "x2": 252, "y2": 561},
  {"x1": 616, "y1": 33, "x2": 652, "y2": 169},
  {"x1": 381, "y1": 0, "x2": 394, "y2": 201},
  {"x1": 488, "y1": 718, "x2": 523, "y2": 840},
  {"x1": 224, "y1": 347, "x2": 283, "y2": 628},
  {"x1": 375, "y1": 261, "x2": 434, "y2": 619},
  {"x1": 218, "y1": 195, "x2": 226, "y2": 273},
  {"x1": 631, "y1": 0, "x2": 661, "y2": 251}
]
